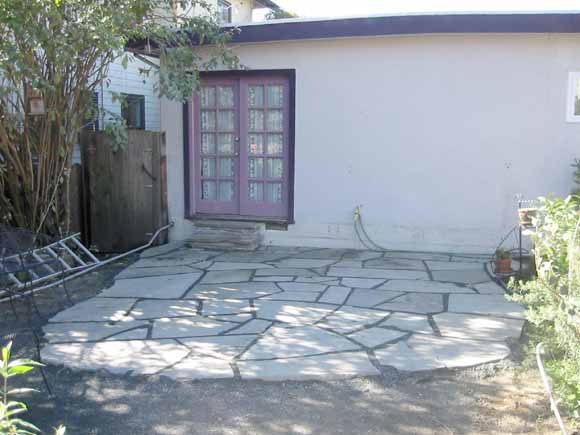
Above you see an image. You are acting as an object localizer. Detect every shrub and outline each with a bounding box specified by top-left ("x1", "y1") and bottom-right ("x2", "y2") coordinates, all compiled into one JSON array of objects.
[
  {"x1": 0, "y1": 342, "x2": 65, "y2": 435},
  {"x1": 510, "y1": 196, "x2": 580, "y2": 419}
]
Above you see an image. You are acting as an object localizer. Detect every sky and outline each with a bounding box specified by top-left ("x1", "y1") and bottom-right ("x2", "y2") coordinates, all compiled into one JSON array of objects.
[{"x1": 269, "y1": 0, "x2": 580, "y2": 18}]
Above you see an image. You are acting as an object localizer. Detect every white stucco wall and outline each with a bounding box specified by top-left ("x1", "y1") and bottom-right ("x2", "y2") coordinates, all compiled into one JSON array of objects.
[{"x1": 162, "y1": 33, "x2": 580, "y2": 253}]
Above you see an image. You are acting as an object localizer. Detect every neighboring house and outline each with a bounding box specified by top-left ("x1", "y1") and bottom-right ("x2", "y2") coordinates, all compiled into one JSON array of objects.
[
  {"x1": 137, "y1": 11, "x2": 580, "y2": 253},
  {"x1": 89, "y1": 0, "x2": 278, "y2": 133}
]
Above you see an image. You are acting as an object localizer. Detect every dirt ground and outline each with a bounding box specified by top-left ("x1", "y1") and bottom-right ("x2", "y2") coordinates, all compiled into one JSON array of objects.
[{"x1": 1, "y1": 257, "x2": 576, "y2": 435}]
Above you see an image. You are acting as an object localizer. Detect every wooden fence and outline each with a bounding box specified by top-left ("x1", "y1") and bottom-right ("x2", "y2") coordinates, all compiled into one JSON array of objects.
[{"x1": 79, "y1": 130, "x2": 168, "y2": 253}]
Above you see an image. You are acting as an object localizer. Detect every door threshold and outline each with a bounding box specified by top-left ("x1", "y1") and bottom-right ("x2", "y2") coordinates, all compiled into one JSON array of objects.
[{"x1": 188, "y1": 214, "x2": 290, "y2": 229}]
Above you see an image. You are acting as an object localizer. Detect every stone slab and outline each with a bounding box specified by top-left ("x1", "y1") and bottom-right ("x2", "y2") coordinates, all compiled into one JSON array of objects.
[
  {"x1": 131, "y1": 256, "x2": 206, "y2": 268},
  {"x1": 341, "y1": 277, "x2": 386, "y2": 289},
  {"x1": 431, "y1": 269, "x2": 491, "y2": 284},
  {"x1": 160, "y1": 355, "x2": 234, "y2": 380},
  {"x1": 342, "y1": 251, "x2": 383, "y2": 260},
  {"x1": 49, "y1": 298, "x2": 136, "y2": 323},
  {"x1": 327, "y1": 267, "x2": 428, "y2": 280},
  {"x1": 448, "y1": 294, "x2": 525, "y2": 319},
  {"x1": 255, "y1": 268, "x2": 319, "y2": 277},
  {"x1": 252, "y1": 276, "x2": 295, "y2": 282},
  {"x1": 318, "y1": 286, "x2": 351, "y2": 305},
  {"x1": 99, "y1": 273, "x2": 201, "y2": 299},
  {"x1": 278, "y1": 282, "x2": 328, "y2": 293},
  {"x1": 474, "y1": 282, "x2": 506, "y2": 294},
  {"x1": 375, "y1": 334, "x2": 510, "y2": 371},
  {"x1": 333, "y1": 260, "x2": 364, "y2": 268},
  {"x1": 347, "y1": 327, "x2": 407, "y2": 348},
  {"x1": 208, "y1": 262, "x2": 274, "y2": 271},
  {"x1": 201, "y1": 299, "x2": 253, "y2": 316},
  {"x1": 186, "y1": 282, "x2": 280, "y2": 300},
  {"x1": 43, "y1": 321, "x2": 148, "y2": 343},
  {"x1": 365, "y1": 258, "x2": 426, "y2": 270},
  {"x1": 272, "y1": 258, "x2": 337, "y2": 268},
  {"x1": 379, "y1": 280, "x2": 475, "y2": 294},
  {"x1": 226, "y1": 319, "x2": 272, "y2": 335},
  {"x1": 180, "y1": 335, "x2": 256, "y2": 359},
  {"x1": 381, "y1": 313, "x2": 434, "y2": 334},
  {"x1": 254, "y1": 300, "x2": 334, "y2": 324},
  {"x1": 426, "y1": 261, "x2": 487, "y2": 271},
  {"x1": 262, "y1": 291, "x2": 320, "y2": 302},
  {"x1": 238, "y1": 352, "x2": 379, "y2": 381},
  {"x1": 434, "y1": 313, "x2": 524, "y2": 341},
  {"x1": 152, "y1": 317, "x2": 237, "y2": 339},
  {"x1": 346, "y1": 289, "x2": 403, "y2": 308},
  {"x1": 318, "y1": 306, "x2": 388, "y2": 333},
  {"x1": 294, "y1": 277, "x2": 340, "y2": 284},
  {"x1": 116, "y1": 265, "x2": 198, "y2": 280},
  {"x1": 376, "y1": 293, "x2": 444, "y2": 314},
  {"x1": 130, "y1": 300, "x2": 199, "y2": 319},
  {"x1": 41, "y1": 340, "x2": 190, "y2": 375},
  {"x1": 200, "y1": 270, "x2": 253, "y2": 284},
  {"x1": 383, "y1": 252, "x2": 450, "y2": 261},
  {"x1": 241, "y1": 325, "x2": 361, "y2": 360},
  {"x1": 139, "y1": 242, "x2": 185, "y2": 258}
]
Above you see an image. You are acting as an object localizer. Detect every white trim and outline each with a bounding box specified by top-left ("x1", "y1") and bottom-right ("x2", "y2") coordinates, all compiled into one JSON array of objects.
[{"x1": 566, "y1": 71, "x2": 580, "y2": 123}]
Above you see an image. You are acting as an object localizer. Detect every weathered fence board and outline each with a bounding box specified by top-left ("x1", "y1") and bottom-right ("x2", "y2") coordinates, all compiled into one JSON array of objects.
[{"x1": 80, "y1": 130, "x2": 167, "y2": 252}]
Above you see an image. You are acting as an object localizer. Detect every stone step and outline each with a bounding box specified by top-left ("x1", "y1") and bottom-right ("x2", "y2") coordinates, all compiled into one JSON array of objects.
[{"x1": 188, "y1": 220, "x2": 265, "y2": 251}]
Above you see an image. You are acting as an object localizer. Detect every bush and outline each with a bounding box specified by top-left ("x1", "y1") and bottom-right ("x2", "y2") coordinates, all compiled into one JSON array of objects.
[{"x1": 511, "y1": 196, "x2": 580, "y2": 419}]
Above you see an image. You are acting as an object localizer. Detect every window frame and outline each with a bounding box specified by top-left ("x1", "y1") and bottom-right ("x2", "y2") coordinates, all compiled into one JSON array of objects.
[
  {"x1": 121, "y1": 93, "x2": 146, "y2": 130},
  {"x1": 566, "y1": 72, "x2": 580, "y2": 123},
  {"x1": 218, "y1": 0, "x2": 232, "y2": 24}
]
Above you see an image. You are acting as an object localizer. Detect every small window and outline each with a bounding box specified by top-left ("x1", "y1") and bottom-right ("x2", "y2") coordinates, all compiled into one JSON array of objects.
[
  {"x1": 83, "y1": 92, "x2": 100, "y2": 131},
  {"x1": 121, "y1": 94, "x2": 145, "y2": 130},
  {"x1": 567, "y1": 72, "x2": 580, "y2": 122},
  {"x1": 218, "y1": 0, "x2": 232, "y2": 24}
]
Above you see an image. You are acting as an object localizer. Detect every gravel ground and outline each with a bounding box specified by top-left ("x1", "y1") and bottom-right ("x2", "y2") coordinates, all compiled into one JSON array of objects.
[{"x1": 0, "y1": 257, "x2": 574, "y2": 435}]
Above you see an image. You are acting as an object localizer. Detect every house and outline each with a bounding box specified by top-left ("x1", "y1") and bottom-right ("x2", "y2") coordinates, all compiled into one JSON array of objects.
[
  {"x1": 91, "y1": 0, "x2": 279, "y2": 133},
  {"x1": 133, "y1": 11, "x2": 580, "y2": 253}
]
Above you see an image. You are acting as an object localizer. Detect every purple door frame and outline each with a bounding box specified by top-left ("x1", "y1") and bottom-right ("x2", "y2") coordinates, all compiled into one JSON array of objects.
[{"x1": 189, "y1": 72, "x2": 294, "y2": 221}]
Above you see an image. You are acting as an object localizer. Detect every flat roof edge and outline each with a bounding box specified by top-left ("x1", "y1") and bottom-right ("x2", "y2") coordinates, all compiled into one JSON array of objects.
[{"x1": 223, "y1": 13, "x2": 580, "y2": 44}]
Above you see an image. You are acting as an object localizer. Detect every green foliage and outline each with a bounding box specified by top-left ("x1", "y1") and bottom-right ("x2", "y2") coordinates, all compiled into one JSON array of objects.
[
  {"x1": 0, "y1": 342, "x2": 65, "y2": 435},
  {"x1": 510, "y1": 196, "x2": 580, "y2": 419},
  {"x1": 265, "y1": 8, "x2": 299, "y2": 20},
  {"x1": 495, "y1": 247, "x2": 512, "y2": 260},
  {"x1": 572, "y1": 159, "x2": 580, "y2": 195},
  {"x1": 0, "y1": 0, "x2": 238, "y2": 234}
]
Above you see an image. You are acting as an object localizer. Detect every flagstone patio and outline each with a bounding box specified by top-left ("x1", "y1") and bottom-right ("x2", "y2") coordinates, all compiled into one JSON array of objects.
[{"x1": 40, "y1": 244, "x2": 525, "y2": 381}]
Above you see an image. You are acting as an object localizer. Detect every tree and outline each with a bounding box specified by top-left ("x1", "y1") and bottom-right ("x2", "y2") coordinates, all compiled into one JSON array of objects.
[
  {"x1": 265, "y1": 8, "x2": 298, "y2": 20},
  {"x1": 0, "y1": 0, "x2": 237, "y2": 235}
]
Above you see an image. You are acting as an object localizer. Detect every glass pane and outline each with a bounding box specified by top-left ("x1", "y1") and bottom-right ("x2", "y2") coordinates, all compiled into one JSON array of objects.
[
  {"x1": 217, "y1": 86, "x2": 234, "y2": 108},
  {"x1": 266, "y1": 158, "x2": 283, "y2": 178},
  {"x1": 202, "y1": 181, "x2": 216, "y2": 200},
  {"x1": 248, "y1": 158, "x2": 264, "y2": 178},
  {"x1": 249, "y1": 110, "x2": 264, "y2": 131},
  {"x1": 219, "y1": 158, "x2": 235, "y2": 177},
  {"x1": 202, "y1": 133, "x2": 216, "y2": 154},
  {"x1": 266, "y1": 183, "x2": 283, "y2": 203},
  {"x1": 201, "y1": 158, "x2": 215, "y2": 177},
  {"x1": 248, "y1": 86, "x2": 264, "y2": 107},
  {"x1": 267, "y1": 134, "x2": 283, "y2": 155},
  {"x1": 218, "y1": 133, "x2": 235, "y2": 154},
  {"x1": 217, "y1": 110, "x2": 234, "y2": 131},
  {"x1": 267, "y1": 85, "x2": 284, "y2": 107},
  {"x1": 266, "y1": 110, "x2": 283, "y2": 131},
  {"x1": 249, "y1": 182, "x2": 264, "y2": 201},
  {"x1": 201, "y1": 87, "x2": 215, "y2": 108},
  {"x1": 248, "y1": 134, "x2": 264, "y2": 155},
  {"x1": 219, "y1": 181, "x2": 235, "y2": 201},
  {"x1": 201, "y1": 110, "x2": 216, "y2": 131}
]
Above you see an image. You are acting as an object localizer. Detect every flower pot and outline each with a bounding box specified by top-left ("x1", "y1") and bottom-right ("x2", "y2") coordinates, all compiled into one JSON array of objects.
[
  {"x1": 518, "y1": 208, "x2": 538, "y2": 228},
  {"x1": 495, "y1": 258, "x2": 512, "y2": 274}
]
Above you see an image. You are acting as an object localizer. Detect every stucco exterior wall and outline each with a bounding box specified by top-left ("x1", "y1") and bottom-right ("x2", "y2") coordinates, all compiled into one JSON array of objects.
[{"x1": 162, "y1": 33, "x2": 580, "y2": 253}]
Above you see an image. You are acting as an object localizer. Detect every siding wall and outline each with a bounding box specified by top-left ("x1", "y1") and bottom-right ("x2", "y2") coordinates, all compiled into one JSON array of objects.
[
  {"x1": 99, "y1": 55, "x2": 160, "y2": 132},
  {"x1": 162, "y1": 33, "x2": 580, "y2": 253}
]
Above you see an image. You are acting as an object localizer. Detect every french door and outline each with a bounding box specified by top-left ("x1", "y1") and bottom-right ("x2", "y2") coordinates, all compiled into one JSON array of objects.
[{"x1": 193, "y1": 75, "x2": 290, "y2": 219}]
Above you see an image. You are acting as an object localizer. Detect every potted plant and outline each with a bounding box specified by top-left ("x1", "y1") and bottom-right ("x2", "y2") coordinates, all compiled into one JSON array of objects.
[{"x1": 495, "y1": 248, "x2": 512, "y2": 274}]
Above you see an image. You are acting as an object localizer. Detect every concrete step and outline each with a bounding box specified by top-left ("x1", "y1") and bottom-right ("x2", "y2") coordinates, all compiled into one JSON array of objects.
[{"x1": 188, "y1": 220, "x2": 265, "y2": 251}]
